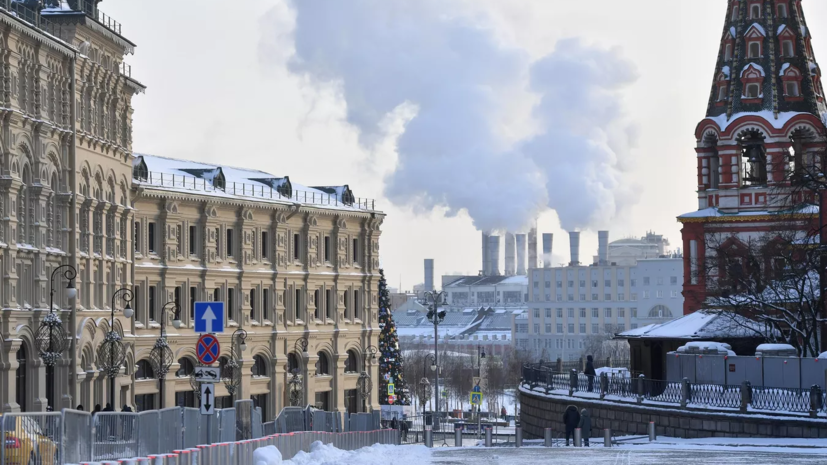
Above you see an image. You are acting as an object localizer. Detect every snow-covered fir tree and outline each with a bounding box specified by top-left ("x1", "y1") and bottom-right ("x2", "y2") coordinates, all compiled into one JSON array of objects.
[{"x1": 378, "y1": 269, "x2": 407, "y2": 405}]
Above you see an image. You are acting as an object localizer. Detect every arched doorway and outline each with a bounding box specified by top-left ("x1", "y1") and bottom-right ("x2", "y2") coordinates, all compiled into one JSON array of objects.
[{"x1": 15, "y1": 345, "x2": 28, "y2": 411}]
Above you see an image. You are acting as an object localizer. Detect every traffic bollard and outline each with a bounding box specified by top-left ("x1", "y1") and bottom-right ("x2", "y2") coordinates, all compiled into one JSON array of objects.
[
  {"x1": 515, "y1": 427, "x2": 522, "y2": 447},
  {"x1": 455, "y1": 427, "x2": 462, "y2": 447},
  {"x1": 648, "y1": 421, "x2": 657, "y2": 441},
  {"x1": 574, "y1": 428, "x2": 582, "y2": 447},
  {"x1": 544, "y1": 428, "x2": 553, "y2": 447},
  {"x1": 604, "y1": 428, "x2": 612, "y2": 447},
  {"x1": 425, "y1": 425, "x2": 433, "y2": 448},
  {"x1": 484, "y1": 427, "x2": 493, "y2": 447}
]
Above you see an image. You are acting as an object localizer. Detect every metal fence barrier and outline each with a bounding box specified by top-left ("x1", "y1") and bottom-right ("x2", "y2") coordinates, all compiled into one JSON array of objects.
[
  {"x1": 0, "y1": 412, "x2": 62, "y2": 465},
  {"x1": 62, "y1": 409, "x2": 91, "y2": 464}
]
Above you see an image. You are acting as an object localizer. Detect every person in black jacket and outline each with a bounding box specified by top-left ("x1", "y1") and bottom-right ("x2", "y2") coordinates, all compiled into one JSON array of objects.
[
  {"x1": 585, "y1": 355, "x2": 597, "y2": 392},
  {"x1": 562, "y1": 405, "x2": 580, "y2": 446}
]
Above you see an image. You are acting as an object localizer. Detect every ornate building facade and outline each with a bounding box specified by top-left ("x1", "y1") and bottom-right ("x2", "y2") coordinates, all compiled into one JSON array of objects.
[
  {"x1": 680, "y1": 0, "x2": 827, "y2": 313},
  {"x1": 0, "y1": 1, "x2": 383, "y2": 418}
]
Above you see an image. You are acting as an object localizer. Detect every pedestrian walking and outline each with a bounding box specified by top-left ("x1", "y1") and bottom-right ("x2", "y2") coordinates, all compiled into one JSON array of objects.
[
  {"x1": 400, "y1": 418, "x2": 409, "y2": 442},
  {"x1": 121, "y1": 404, "x2": 134, "y2": 438},
  {"x1": 578, "y1": 408, "x2": 591, "y2": 447},
  {"x1": 585, "y1": 355, "x2": 597, "y2": 392},
  {"x1": 390, "y1": 416, "x2": 398, "y2": 430},
  {"x1": 92, "y1": 404, "x2": 102, "y2": 416},
  {"x1": 562, "y1": 405, "x2": 580, "y2": 446},
  {"x1": 500, "y1": 406, "x2": 506, "y2": 420}
]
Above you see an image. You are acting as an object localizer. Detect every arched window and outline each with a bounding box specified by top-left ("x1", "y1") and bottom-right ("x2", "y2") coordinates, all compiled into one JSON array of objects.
[
  {"x1": 344, "y1": 350, "x2": 359, "y2": 373},
  {"x1": 749, "y1": 42, "x2": 760, "y2": 58},
  {"x1": 16, "y1": 345, "x2": 27, "y2": 411},
  {"x1": 136, "y1": 360, "x2": 155, "y2": 380},
  {"x1": 648, "y1": 305, "x2": 673, "y2": 318},
  {"x1": 724, "y1": 43, "x2": 733, "y2": 61},
  {"x1": 778, "y1": 3, "x2": 787, "y2": 18},
  {"x1": 782, "y1": 40, "x2": 795, "y2": 57},
  {"x1": 731, "y1": 4, "x2": 739, "y2": 20},
  {"x1": 751, "y1": 4, "x2": 760, "y2": 18},
  {"x1": 176, "y1": 358, "x2": 195, "y2": 377},
  {"x1": 746, "y1": 83, "x2": 760, "y2": 98},
  {"x1": 785, "y1": 81, "x2": 800, "y2": 97},
  {"x1": 740, "y1": 130, "x2": 767, "y2": 186},
  {"x1": 315, "y1": 352, "x2": 330, "y2": 376},
  {"x1": 251, "y1": 355, "x2": 267, "y2": 377},
  {"x1": 287, "y1": 353, "x2": 300, "y2": 374}
]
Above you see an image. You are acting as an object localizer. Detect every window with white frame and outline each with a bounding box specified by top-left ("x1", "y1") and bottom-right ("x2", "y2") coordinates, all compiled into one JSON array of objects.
[{"x1": 785, "y1": 81, "x2": 800, "y2": 97}]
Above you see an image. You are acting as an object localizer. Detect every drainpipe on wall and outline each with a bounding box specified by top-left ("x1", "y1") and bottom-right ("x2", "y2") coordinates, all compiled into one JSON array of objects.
[{"x1": 68, "y1": 51, "x2": 78, "y2": 407}]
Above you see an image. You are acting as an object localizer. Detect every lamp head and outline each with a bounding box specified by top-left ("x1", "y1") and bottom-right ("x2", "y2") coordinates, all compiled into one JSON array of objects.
[
  {"x1": 240, "y1": 341, "x2": 248, "y2": 352},
  {"x1": 66, "y1": 280, "x2": 77, "y2": 300},
  {"x1": 172, "y1": 318, "x2": 182, "y2": 329},
  {"x1": 430, "y1": 362, "x2": 436, "y2": 372},
  {"x1": 123, "y1": 304, "x2": 134, "y2": 319}
]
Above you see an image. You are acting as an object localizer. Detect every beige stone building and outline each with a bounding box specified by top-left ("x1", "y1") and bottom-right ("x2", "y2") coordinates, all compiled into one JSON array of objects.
[{"x1": 0, "y1": 1, "x2": 382, "y2": 419}]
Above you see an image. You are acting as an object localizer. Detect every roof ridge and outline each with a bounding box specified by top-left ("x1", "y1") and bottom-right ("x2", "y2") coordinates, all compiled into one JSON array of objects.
[{"x1": 135, "y1": 152, "x2": 275, "y2": 177}]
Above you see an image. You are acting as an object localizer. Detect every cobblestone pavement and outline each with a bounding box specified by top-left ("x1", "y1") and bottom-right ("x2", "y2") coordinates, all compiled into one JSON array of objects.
[{"x1": 429, "y1": 446, "x2": 827, "y2": 464}]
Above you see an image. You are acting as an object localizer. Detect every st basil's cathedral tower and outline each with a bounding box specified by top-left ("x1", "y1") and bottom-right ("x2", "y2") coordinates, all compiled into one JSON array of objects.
[{"x1": 679, "y1": 0, "x2": 827, "y2": 313}]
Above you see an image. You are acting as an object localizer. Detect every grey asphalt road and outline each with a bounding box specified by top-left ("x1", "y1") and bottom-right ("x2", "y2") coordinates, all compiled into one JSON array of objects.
[{"x1": 429, "y1": 446, "x2": 827, "y2": 464}]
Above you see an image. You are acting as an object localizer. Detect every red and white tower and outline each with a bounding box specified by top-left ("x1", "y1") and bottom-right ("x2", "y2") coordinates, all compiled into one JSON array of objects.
[{"x1": 680, "y1": 0, "x2": 827, "y2": 313}]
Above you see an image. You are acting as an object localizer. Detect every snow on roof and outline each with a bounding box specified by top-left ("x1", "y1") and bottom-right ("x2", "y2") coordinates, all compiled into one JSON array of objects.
[
  {"x1": 729, "y1": 26, "x2": 736, "y2": 38},
  {"x1": 755, "y1": 343, "x2": 796, "y2": 352},
  {"x1": 677, "y1": 341, "x2": 735, "y2": 356},
  {"x1": 617, "y1": 310, "x2": 766, "y2": 340},
  {"x1": 703, "y1": 111, "x2": 810, "y2": 132},
  {"x1": 135, "y1": 153, "x2": 378, "y2": 212},
  {"x1": 745, "y1": 23, "x2": 766, "y2": 37},
  {"x1": 780, "y1": 63, "x2": 791, "y2": 76},
  {"x1": 801, "y1": 25, "x2": 808, "y2": 38},
  {"x1": 741, "y1": 62, "x2": 765, "y2": 77},
  {"x1": 777, "y1": 24, "x2": 787, "y2": 36},
  {"x1": 721, "y1": 66, "x2": 731, "y2": 79}
]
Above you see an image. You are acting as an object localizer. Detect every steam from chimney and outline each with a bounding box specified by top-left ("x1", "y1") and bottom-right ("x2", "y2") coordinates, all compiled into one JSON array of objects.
[
  {"x1": 489, "y1": 235, "x2": 501, "y2": 276},
  {"x1": 542, "y1": 233, "x2": 553, "y2": 268},
  {"x1": 528, "y1": 227, "x2": 538, "y2": 270},
  {"x1": 282, "y1": 1, "x2": 639, "y2": 233},
  {"x1": 598, "y1": 231, "x2": 609, "y2": 266},
  {"x1": 516, "y1": 234, "x2": 527, "y2": 275},
  {"x1": 569, "y1": 231, "x2": 580, "y2": 266},
  {"x1": 504, "y1": 233, "x2": 516, "y2": 276}
]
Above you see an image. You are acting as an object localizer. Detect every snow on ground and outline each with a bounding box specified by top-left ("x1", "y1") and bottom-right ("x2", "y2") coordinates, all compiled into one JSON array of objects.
[{"x1": 255, "y1": 441, "x2": 431, "y2": 465}]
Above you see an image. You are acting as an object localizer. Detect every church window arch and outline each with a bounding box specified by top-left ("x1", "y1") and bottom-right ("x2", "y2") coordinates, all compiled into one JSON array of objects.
[
  {"x1": 781, "y1": 65, "x2": 804, "y2": 102},
  {"x1": 648, "y1": 305, "x2": 672, "y2": 319},
  {"x1": 739, "y1": 129, "x2": 767, "y2": 186},
  {"x1": 749, "y1": 42, "x2": 761, "y2": 58},
  {"x1": 778, "y1": 3, "x2": 788, "y2": 18},
  {"x1": 750, "y1": 4, "x2": 761, "y2": 19}
]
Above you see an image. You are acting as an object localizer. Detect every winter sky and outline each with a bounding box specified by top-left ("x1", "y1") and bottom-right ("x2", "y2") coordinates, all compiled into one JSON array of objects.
[{"x1": 104, "y1": 0, "x2": 827, "y2": 290}]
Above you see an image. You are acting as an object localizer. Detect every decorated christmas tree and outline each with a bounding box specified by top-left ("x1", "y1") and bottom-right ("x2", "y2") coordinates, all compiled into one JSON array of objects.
[{"x1": 378, "y1": 269, "x2": 407, "y2": 405}]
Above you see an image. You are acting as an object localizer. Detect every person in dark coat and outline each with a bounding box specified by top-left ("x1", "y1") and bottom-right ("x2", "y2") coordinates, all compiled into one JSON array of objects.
[
  {"x1": 76, "y1": 405, "x2": 84, "y2": 411},
  {"x1": 578, "y1": 408, "x2": 591, "y2": 446},
  {"x1": 92, "y1": 404, "x2": 102, "y2": 416},
  {"x1": 103, "y1": 403, "x2": 114, "y2": 412},
  {"x1": 562, "y1": 405, "x2": 580, "y2": 446},
  {"x1": 400, "y1": 418, "x2": 409, "y2": 442},
  {"x1": 390, "y1": 417, "x2": 398, "y2": 430},
  {"x1": 585, "y1": 355, "x2": 597, "y2": 392},
  {"x1": 501, "y1": 406, "x2": 507, "y2": 420}
]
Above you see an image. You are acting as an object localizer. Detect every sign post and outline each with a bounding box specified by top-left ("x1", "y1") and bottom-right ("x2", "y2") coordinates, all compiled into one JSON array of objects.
[{"x1": 194, "y1": 302, "x2": 225, "y2": 334}]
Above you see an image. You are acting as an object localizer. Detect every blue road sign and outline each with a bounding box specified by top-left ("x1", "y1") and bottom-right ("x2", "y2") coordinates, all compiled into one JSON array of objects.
[
  {"x1": 194, "y1": 302, "x2": 224, "y2": 333},
  {"x1": 197, "y1": 334, "x2": 220, "y2": 365},
  {"x1": 473, "y1": 385, "x2": 481, "y2": 393}
]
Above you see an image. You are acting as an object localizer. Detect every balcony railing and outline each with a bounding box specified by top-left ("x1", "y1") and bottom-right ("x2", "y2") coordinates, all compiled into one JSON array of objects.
[{"x1": 5, "y1": 0, "x2": 123, "y2": 38}]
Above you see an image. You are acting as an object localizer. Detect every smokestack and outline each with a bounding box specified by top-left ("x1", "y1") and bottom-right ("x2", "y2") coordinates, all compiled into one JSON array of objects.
[
  {"x1": 481, "y1": 232, "x2": 490, "y2": 275},
  {"x1": 424, "y1": 259, "x2": 434, "y2": 291},
  {"x1": 542, "y1": 233, "x2": 553, "y2": 268},
  {"x1": 528, "y1": 226, "x2": 538, "y2": 270},
  {"x1": 598, "y1": 231, "x2": 609, "y2": 266},
  {"x1": 504, "y1": 233, "x2": 516, "y2": 276},
  {"x1": 569, "y1": 231, "x2": 580, "y2": 266},
  {"x1": 516, "y1": 234, "x2": 527, "y2": 275},
  {"x1": 489, "y1": 235, "x2": 501, "y2": 275}
]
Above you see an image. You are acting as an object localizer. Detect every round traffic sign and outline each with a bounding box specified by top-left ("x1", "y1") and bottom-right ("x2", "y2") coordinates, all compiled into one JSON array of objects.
[{"x1": 197, "y1": 334, "x2": 220, "y2": 365}]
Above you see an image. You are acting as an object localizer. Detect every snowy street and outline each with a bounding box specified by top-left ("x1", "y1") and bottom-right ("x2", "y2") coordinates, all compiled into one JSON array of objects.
[{"x1": 255, "y1": 441, "x2": 827, "y2": 465}]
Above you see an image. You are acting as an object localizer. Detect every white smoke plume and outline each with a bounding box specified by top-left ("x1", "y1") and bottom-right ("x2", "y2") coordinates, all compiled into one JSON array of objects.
[{"x1": 280, "y1": 0, "x2": 639, "y2": 232}]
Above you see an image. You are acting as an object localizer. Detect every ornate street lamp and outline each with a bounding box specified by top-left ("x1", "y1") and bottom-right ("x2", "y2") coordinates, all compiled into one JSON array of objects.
[
  {"x1": 419, "y1": 376, "x2": 431, "y2": 419},
  {"x1": 423, "y1": 290, "x2": 446, "y2": 438},
  {"x1": 150, "y1": 301, "x2": 181, "y2": 408},
  {"x1": 97, "y1": 288, "x2": 133, "y2": 407},
  {"x1": 222, "y1": 328, "x2": 248, "y2": 398},
  {"x1": 35, "y1": 264, "x2": 76, "y2": 409},
  {"x1": 288, "y1": 337, "x2": 308, "y2": 407},
  {"x1": 357, "y1": 345, "x2": 377, "y2": 410}
]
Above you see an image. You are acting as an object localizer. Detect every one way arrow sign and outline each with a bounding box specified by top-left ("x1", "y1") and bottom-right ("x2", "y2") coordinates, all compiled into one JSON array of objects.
[
  {"x1": 194, "y1": 302, "x2": 224, "y2": 334},
  {"x1": 201, "y1": 383, "x2": 215, "y2": 415}
]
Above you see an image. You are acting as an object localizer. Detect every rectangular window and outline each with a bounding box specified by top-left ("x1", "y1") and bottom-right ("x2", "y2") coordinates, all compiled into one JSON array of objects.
[
  {"x1": 134, "y1": 222, "x2": 141, "y2": 253},
  {"x1": 314, "y1": 289, "x2": 320, "y2": 319},
  {"x1": 643, "y1": 290, "x2": 650, "y2": 299},
  {"x1": 567, "y1": 294, "x2": 573, "y2": 301},
  {"x1": 352, "y1": 238, "x2": 359, "y2": 265},
  {"x1": 134, "y1": 285, "x2": 141, "y2": 322},
  {"x1": 325, "y1": 289, "x2": 333, "y2": 319},
  {"x1": 579, "y1": 308, "x2": 586, "y2": 318},
  {"x1": 533, "y1": 281, "x2": 539, "y2": 288},
  {"x1": 580, "y1": 323, "x2": 586, "y2": 334},
  {"x1": 556, "y1": 294, "x2": 562, "y2": 301},
  {"x1": 226, "y1": 229, "x2": 234, "y2": 257},
  {"x1": 174, "y1": 286, "x2": 181, "y2": 317},
  {"x1": 148, "y1": 285, "x2": 156, "y2": 321},
  {"x1": 670, "y1": 276, "x2": 678, "y2": 285},
  {"x1": 786, "y1": 81, "x2": 800, "y2": 97},
  {"x1": 228, "y1": 288, "x2": 235, "y2": 321},
  {"x1": 324, "y1": 236, "x2": 331, "y2": 262},
  {"x1": 148, "y1": 222, "x2": 156, "y2": 253},
  {"x1": 556, "y1": 281, "x2": 562, "y2": 288},
  {"x1": 591, "y1": 293, "x2": 598, "y2": 300},
  {"x1": 251, "y1": 288, "x2": 257, "y2": 322},
  {"x1": 592, "y1": 323, "x2": 599, "y2": 334},
  {"x1": 656, "y1": 290, "x2": 663, "y2": 298},
  {"x1": 724, "y1": 43, "x2": 732, "y2": 61},
  {"x1": 534, "y1": 309, "x2": 540, "y2": 318},
  {"x1": 604, "y1": 293, "x2": 611, "y2": 300},
  {"x1": 631, "y1": 308, "x2": 638, "y2": 318},
  {"x1": 355, "y1": 291, "x2": 361, "y2": 320},
  {"x1": 567, "y1": 308, "x2": 574, "y2": 318},
  {"x1": 579, "y1": 280, "x2": 585, "y2": 287},
  {"x1": 631, "y1": 293, "x2": 638, "y2": 301},
  {"x1": 533, "y1": 324, "x2": 540, "y2": 334},
  {"x1": 567, "y1": 280, "x2": 574, "y2": 287},
  {"x1": 618, "y1": 279, "x2": 625, "y2": 287},
  {"x1": 630, "y1": 279, "x2": 636, "y2": 287},
  {"x1": 261, "y1": 231, "x2": 269, "y2": 260},
  {"x1": 545, "y1": 281, "x2": 551, "y2": 288},
  {"x1": 556, "y1": 323, "x2": 563, "y2": 334},
  {"x1": 579, "y1": 294, "x2": 585, "y2": 301},
  {"x1": 545, "y1": 309, "x2": 551, "y2": 318},
  {"x1": 592, "y1": 280, "x2": 598, "y2": 288},
  {"x1": 604, "y1": 279, "x2": 611, "y2": 287},
  {"x1": 190, "y1": 286, "x2": 197, "y2": 321},
  {"x1": 631, "y1": 323, "x2": 638, "y2": 330},
  {"x1": 213, "y1": 288, "x2": 220, "y2": 303},
  {"x1": 176, "y1": 225, "x2": 182, "y2": 255},
  {"x1": 618, "y1": 323, "x2": 626, "y2": 332},
  {"x1": 294, "y1": 288, "x2": 301, "y2": 320},
  {"x1": 293, "y1": 234, "x2": 300, "y2": 261},
  {"x1": 189, "y1": 225, "x2": 197, "y2": 256},
  {"x1": 545, "y1": 323, "x2": 551, "y2": 333},
  {"x1": 262, "y1": 289, "x2": 270, "y2": 321},
  {"x1": 618, "y1": 294, "x2": 625, "y2": 301},
  {"x1": 568, "y1": 323, "x2": 574, "y2": 334},
  {"x1": 604, "y1": 308, "x2": 612, "y2": 318},
  {"x1": 643, "y1": 277, "x2": 650, "y2": 285},
  {"x1": 344, "y1": 290, "x2": 350, "y2": 319},
  {"x1": 671, "y1": 290, "x2": 679, "y2": 297},
  {"x1": 215, "y1": 227, "x2": 220, "y2": 256},
  {"x1": 592, "y1": 308, "x2": 599, "y2": 318}
]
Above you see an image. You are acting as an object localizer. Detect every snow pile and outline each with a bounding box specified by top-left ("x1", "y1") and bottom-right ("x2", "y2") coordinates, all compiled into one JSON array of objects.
[
  {"x1": 273, "y1": 441, "x2": 431, "y2": 465},
  {"x1": 254, "y1": 445, "x2": 283, "y2": 465},
  {"x1": 755, "y1": 343, "x2": 796, "y2": 353},
  {"x1": 677, "y1": 341, "x2": 735, "y2": 356}
]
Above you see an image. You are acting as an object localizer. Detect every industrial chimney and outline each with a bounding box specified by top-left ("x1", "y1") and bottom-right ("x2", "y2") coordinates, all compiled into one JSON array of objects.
[
  {"x1": 424, "y1": 259, "x2": 434, "y2": 291},
  {"x1": 598, "y1": 231, "x2": 609, "y2": 266},
  {"x1": 542, "y1": 233, "x2": 553, "y2": 268},
  {"x1": 489, "y1": 235, "x2": 501, "y2": 276},
  {"x1": 504, "y1": 233, "x2": 516, "y2": 276},
  {"x1": 516, "y1": 234, "x2": 527, "y2": 275},
  {"x1": 528, "y1": 226, "x2": 538, "y2": 269},
  {"x1": 481, "y1": 232, "x2": 490, "y2": 276},
  {"x1": 569, "y1": 231, "x2": 581, "y2": 266}
]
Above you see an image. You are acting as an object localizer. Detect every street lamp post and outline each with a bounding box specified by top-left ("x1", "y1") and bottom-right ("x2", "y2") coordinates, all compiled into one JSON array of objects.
[
  {"x1": 358, "y1": 345, "x2": 377, "y2": 411},
  {"x1": 98, "y1": 288, "x2": 134, "y2": 408},
  {"x1": 423, "y1": 353, "x2": 437, "y2": 419},
  {"x1": 476, "y1": 344, "x2": 486, "y2": 438},
  {"x1": 150, "y1": 302, "x2": 181, "y2": 409},
  {"x1": 35, "y1": 264, "x2": 76, "y2": 409},
  {"x1": 424, "y1": 290, "x2": 446, "y2": 441},
  {"x1": 223, "y1": 328, "x2": 248, "y2": 399},
  {"x1": 288, "y1": 337, "x2": 308, "y2": 407}
]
